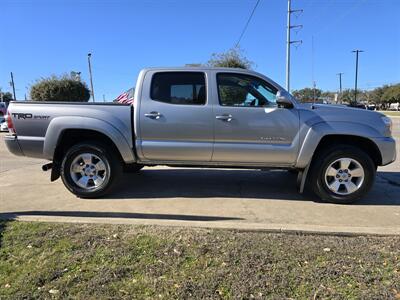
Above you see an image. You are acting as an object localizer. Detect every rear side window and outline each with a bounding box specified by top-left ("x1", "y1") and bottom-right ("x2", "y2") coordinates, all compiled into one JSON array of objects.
[{"x1": 150, "y1": 72, "x2": 206, "y2": 105}]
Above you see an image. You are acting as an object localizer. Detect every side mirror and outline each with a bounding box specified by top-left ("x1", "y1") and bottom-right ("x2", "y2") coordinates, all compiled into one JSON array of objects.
[{"x1": 276, "y1": 93, "x2": 294, "y2": 109}]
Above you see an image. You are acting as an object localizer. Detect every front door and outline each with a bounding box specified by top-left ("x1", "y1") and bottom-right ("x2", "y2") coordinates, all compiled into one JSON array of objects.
[
  {"x1": 138, "y1": 71, "x2": 214, "y2": 162},
  {"x1": 212, "y1": 72, "x2": 299, "y2": 165}
]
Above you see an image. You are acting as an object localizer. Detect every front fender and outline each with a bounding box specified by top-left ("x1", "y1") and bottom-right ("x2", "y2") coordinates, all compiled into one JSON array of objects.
[
  {"x1": 295, "y1": 121, "x2": 381, "y2": 168},
  {"x1": 43, "y1": 116, "x2": 135, "y2": 163}
]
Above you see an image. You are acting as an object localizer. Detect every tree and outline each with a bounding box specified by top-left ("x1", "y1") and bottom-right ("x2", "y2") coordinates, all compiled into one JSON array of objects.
[
  {"x1": 208, "y1": 48, "x2": 253, "y2": 69},
  {"x1": 369, "y1": 85, "x2": 390, "y2": 105},
  {"x1": 292, "y1": 88, "x2": 322, "y2": 103},
  {"x1": 340, "y1": 89, "x2": 356, "y2": 104},
  {"x1": 382, "y1": 84, "x2": 400, "y2": 104},
  {"x1": 0, "y1": 88, "x2": 13, "y2": 103},
  {"x1": 30, "y1": 74, "x2": 91, "y2": 102}
]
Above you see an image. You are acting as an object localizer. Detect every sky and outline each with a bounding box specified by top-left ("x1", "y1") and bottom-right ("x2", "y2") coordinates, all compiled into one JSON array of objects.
[{"x1": 1, "y1": 0, "x2": 399, "y2": 101}]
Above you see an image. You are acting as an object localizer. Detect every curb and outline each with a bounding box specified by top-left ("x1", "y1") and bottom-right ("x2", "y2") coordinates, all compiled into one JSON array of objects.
[{"x1": 1, "y1": 214, "x2": 399, "y2": 237}]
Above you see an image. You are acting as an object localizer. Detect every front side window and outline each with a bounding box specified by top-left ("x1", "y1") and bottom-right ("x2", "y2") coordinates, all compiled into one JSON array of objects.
[
  {"x1": 217, "y1": 73, "x2": 278, "y2": 107},
  {"x1": 151, "y1": 72, "x2": 206, "y2": 105}
]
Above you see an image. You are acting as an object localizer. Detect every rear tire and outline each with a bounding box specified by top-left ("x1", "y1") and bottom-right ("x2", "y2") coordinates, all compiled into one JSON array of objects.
[
  {"x1": 308, "y1": 144, "x2": 376, "y2": 204},
  {"x1": 60, "y1": 142, "x2": 122, "y2": 198}
]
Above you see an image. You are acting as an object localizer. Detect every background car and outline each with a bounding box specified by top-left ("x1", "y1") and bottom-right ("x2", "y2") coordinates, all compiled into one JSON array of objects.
[
  {"x1": 0, "y1": 115, "x2": 9, "y2": 132},
  {"x1": 0, "y1": 102, "x2": 7, "y2": 116}
]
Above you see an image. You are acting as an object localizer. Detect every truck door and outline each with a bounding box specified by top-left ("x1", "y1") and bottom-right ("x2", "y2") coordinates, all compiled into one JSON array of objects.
[
  {"x1": 138, "y1": 71, "x2": 214, "y2": 162},
  {"x1": 212, "y1": 72, "x2": 299, "y2": 165}
]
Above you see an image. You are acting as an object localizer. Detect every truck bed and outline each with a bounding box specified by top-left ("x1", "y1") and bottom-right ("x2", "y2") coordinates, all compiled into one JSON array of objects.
[{"x1": 6, "y1": 101, "x2": 134, "y2": 160}]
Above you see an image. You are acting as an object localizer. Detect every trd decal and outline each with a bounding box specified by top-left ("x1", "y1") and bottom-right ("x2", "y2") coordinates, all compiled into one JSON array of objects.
[{"x1": 12, "y1": 113, "x2": 50, "y2": 120}]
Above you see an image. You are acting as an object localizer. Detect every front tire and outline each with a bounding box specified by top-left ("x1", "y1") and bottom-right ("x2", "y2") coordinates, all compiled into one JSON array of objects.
[
  {"x1": 308, "y1": 145, "x2": 376, "y2": 204},
  {"x1": 60, "y1": 142, "x2": 122, "y2": 198}
]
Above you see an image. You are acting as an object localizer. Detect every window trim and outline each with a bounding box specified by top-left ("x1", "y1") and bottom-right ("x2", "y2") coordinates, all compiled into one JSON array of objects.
[
  {"x1": 150, "y1": 71, "x2": 207, "y2": 106},
  {"x1": 216, "y1": 72, "x2": 278, "y2": 108}
]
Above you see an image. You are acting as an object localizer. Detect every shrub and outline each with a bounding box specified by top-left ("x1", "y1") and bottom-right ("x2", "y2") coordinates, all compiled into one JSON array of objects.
[
  {"x1": 208, "y1": 48, "x2": 253, "y2": 69},
  {"x1": 30, "y1": 75, "x2": 91, "y2": 102}
]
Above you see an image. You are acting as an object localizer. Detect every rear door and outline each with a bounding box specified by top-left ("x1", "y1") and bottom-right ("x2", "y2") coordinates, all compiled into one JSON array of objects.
[
  {"x1": 138, "y1": 71, "x2": 214, "y2": 162},
  {"x1": 212, "y1": 72, "x2": 299, "y2": 165}
]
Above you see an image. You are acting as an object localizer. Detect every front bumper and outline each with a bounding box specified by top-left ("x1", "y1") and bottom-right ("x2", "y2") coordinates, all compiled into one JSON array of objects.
[
  {"x1": 372, "y1": 136, "x2": 397, "y2": 166},
  {"x1": 4, "y1": 135, "x2": 24, "y2": 156}
]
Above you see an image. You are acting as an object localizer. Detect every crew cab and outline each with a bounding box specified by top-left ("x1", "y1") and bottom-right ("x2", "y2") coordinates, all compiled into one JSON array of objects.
[{"x1": 4, "y1": 67, "x2": 396, "y2": 203}]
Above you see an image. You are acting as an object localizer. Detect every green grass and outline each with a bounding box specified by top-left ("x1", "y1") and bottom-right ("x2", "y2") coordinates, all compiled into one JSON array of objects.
[
  {"x1": 1, "y1": 221, "x2": 400, "y2": 299},
  {"x1": 381, "y1": 110, "x2": 400, "y2": 117}
]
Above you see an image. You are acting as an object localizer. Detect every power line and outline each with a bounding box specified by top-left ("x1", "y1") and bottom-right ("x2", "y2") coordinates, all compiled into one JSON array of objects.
[
  {"x1": 311, "y1": 0, "x2": 368, "y2": 38},
  {"x1": 235, "y1": 0, "x2": 261, "y2": 48}
]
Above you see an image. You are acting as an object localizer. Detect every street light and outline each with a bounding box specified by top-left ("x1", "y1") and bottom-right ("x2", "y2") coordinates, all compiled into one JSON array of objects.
[
  {"x1": 352, "y1": 50, "x2": 364, "y2": 104},
  {"x1": 87, "y1": 53, "x2": 95, "y2": 102},
  {"x1": 71, "y1": 71, "x2": 81, "y2": 81}
]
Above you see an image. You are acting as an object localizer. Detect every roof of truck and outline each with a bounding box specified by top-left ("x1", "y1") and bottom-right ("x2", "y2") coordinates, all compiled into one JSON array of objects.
[{"x1": 142, "y1": 66, "x2": 260, "y2": 72}]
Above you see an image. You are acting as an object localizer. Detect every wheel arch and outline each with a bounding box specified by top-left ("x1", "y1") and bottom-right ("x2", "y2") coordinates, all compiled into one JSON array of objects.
[
  {"x1": 44, "y1": 116, "x2": 135, "y2": 163},
  {"x1": 45, "y1": 117, "x2": 135, "y2": 181},
  {"x1": 296, "y1": 122, "x2": 383, "y2": 169},
  {"x1": 312, "y1": 135, "x2": 382, "y2": 167}
]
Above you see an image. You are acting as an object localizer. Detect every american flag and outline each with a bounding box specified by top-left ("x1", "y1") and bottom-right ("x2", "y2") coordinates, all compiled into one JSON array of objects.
[{"x1": 114, "y1": 88, "x2": 135, "y2": 105}]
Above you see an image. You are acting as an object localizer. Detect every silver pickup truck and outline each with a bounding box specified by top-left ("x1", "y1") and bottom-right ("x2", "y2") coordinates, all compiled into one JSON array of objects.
[{"x1": 4, "y1": 67, "x2": 396, "y2": 203}]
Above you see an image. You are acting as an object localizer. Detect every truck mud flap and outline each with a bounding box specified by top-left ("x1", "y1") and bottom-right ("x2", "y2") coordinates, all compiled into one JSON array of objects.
[{"x1": 50, "y1": 163, "x2": 61, "y2": 181}]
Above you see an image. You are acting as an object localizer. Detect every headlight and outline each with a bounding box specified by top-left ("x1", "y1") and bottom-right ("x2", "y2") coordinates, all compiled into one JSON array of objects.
[{"x1": 381, "y1": 116, "x2": 392, "y2": 135}]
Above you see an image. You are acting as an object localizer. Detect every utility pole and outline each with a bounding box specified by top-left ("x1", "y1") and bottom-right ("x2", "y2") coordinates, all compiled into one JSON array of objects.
[
  {"x1": 286, "y1": 0, "x2": 302, "y2": 92},
  {"x1": 337, "y1": 72, "x2": 343, "y2": 103},
  {"x1": 312, "y1": 81, "x2": 317, "y2": 102},
  {"x1": 87, "y1": 53, "x2": 95, "y2": 102},
  {"x1": 352, "y1": 50, "x2": 364, "y2": 104},
  {"x1": 10, "y1": 72, "x2": 16, "y2": 100}
]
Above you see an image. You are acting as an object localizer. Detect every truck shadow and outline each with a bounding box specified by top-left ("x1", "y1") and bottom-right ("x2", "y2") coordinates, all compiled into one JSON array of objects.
[
  {"x1": 104, "y1": 168, "x2": 400, "y2": 205},
  {"x1": 107, "y1": 168, "x2": 304, "y2": 201},
  {"x1": 0, "y1": 211, "x2": 243, "y2": 222}
]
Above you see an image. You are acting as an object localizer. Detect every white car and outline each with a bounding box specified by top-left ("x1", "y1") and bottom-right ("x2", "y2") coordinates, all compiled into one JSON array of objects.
[{"x1": 0, "y1": 115, "x2": 8, "y2": 132}]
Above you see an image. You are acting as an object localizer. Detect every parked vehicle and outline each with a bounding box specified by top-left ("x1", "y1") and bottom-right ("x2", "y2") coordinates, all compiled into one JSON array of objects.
[
  {"x1": 0, "y1": 115, "x2": 8, "y2": 132},
  {"x1": 348, "y1": 102, "x2": 366, "y2": 109},
  {"x1": 4, "y1": 67, "x2": 396, "y2": 203},
  {"x1": 389, "y1": 102, "x2": 400, "y2": 111},
  {"x1": 0, "y1": 102, "x2": 7, "y2": 116}
]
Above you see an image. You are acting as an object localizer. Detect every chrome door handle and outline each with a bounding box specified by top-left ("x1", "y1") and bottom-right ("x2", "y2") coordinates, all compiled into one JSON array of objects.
[
  {"x1": 216, "y1": 114, "x2": 233, "y2": 122},
  {"x1": 145, "y1": 111, "x2": 162, "y2": 120}
]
